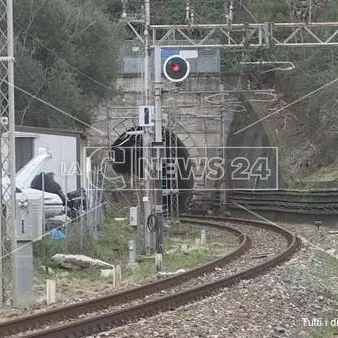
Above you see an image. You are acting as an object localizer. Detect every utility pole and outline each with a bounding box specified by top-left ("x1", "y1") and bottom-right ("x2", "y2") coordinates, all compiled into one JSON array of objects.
[
  {"x1": 0, "y1": 0, "x2": 17, "y2": 307},
  {"x1": 121, "y1": 0, "x2": 155, "y2": 255},
  {"x1": 219, "y1": 96, "x2": 234, "y2": 211},
  {"x1": 219, "y1": 84, "x2": 227, "y2": 212},
  {"x1": 153, "y1": 45, "x2": 164, "y2": 271},
  {"x1": 142, "y1": 0, "x2": 155, "y2": 255}
]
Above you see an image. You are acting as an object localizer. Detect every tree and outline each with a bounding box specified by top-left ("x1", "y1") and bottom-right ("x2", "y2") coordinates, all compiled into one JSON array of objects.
[{"x1": 13, "y1": 0, "x2": 123, "y2": 129}]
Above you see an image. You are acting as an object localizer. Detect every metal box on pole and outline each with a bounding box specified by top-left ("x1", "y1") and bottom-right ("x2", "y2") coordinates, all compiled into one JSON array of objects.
[
  {"x1": 139, "y1": 106, "x2": 155, "y2": 127},
  {"x1": 15, "y1": 191, "x2": 43, "y2": 303},
  {"x1": 129, "y1": 206, "x2": 138, "y2": 227},
  {"x1": 15, "y1": 192, "x2": 43, "y2": 241}
]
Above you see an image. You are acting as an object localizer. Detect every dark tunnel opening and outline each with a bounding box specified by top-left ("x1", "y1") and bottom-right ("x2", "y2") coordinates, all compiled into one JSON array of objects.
[{"x1": 111, "y1": 126, "x2": 195, "y2": 211}]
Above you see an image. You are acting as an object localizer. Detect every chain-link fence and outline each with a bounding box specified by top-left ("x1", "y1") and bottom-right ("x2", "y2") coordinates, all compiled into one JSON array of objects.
[{"x1": 33, "y1": 203, "x2": 106, "y2": 265}]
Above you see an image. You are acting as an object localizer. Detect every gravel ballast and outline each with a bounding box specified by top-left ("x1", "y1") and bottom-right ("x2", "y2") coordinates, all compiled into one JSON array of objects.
[
  {"x1": 0, "y1": 226, "x2": 236, "y2": 323},
  {"x1": 93, "y1": 223, "x2": 338, "y2": 338}
]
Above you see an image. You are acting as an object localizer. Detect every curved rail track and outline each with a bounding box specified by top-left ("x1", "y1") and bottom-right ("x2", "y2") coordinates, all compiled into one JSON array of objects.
[
  {"x1": 192, "y1": 189, "x2": 338, "y2": 215},
  {"x1": 0, "y1": 216, "x2": 300, "y2": 338},
  {"x1": 228, "y1": 190, "x2": 338, "y2": 215}
]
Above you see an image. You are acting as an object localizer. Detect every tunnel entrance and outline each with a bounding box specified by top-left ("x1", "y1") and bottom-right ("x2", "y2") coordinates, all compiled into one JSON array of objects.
[{"x1": 111, "y1": 126, "x2": 194, "y2": 212}]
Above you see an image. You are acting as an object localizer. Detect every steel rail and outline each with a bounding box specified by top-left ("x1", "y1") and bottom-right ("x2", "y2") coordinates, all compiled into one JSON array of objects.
[
  {"x1": 0, "y1": 220, "x2": 248, "y2": 337},
  {"x1": 194, "y1": 197, "x2": 338, "y2": 204},
  {"x1": 228, "y1": 204, "x2": 338, "y2": 215},
  {"x1": 192, "y1": 190, "x2": 338, "y2": 215},
  {"x1": 10, "y1": 217, "x2": 299, "y2": 338}
]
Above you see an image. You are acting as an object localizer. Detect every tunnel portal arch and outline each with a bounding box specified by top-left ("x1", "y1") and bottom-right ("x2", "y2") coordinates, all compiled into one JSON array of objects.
[{"x1": 111, "y1": 126, "x2": 195, "y2": 211}]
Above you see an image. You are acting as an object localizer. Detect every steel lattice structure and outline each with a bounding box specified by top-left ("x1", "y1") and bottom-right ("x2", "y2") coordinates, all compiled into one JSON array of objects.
[
  {"x1": 150, "y1": 22, "x2": 338, "y2": 49},
  {"x1": 0, "y1": 0, "x2": 17, "y2": 307},
  {"x1": 162, "y1": 97, "x2": 179, "y2": 226}
]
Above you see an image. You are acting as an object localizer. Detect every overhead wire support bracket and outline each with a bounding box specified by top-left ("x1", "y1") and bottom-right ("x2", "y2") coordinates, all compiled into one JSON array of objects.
[{"x1": 150, "y1": 22, "x2": 338, "y2": 49}]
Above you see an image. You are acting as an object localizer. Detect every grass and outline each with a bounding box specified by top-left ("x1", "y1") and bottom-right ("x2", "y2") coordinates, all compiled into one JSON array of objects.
[
  {"x1": 308, "y1": 252, "x2": 338, "y2": 338},
  {"x1": 130, "y1": 248, "x2": 217, "y2": 280},
  {"x1": 33, "y1": 217, "x2": 231, "y2": 288},
  {"x1": 311, "y1": 326, "x2": 337, "y2": 338},
  {"x1": 305, "y1": 167, "x2": 338, "y2": 182},
  {"x1": 288, "y1": 166, "x2": 338, "y2": 189},
  {"x1": 33, "y1": 215, "x2": 133, "y2": 284},
  {"x1": 311, "y1": 251, "x2": 338, "y2": 279},
  {"x1": 33, "y1": 215, "x2": 133, "y2": 266}
]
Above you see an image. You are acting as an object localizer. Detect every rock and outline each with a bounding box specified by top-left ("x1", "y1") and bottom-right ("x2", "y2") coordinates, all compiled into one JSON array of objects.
[
  {"x1": 274, "y1": 326, "x2": 286, "y2": 334},
  {"x1": 100, "y1": 269, "x2": 115, "y2": 278},
  {"x1": 157, "y1": 269, "x2": 186, "y2": 277},
  {"x1": 181, "y1": 244, "x2": 188, "y2": 253},
  {"x1": 51, "y1": 254, "x2": 114, "y2": 269}
]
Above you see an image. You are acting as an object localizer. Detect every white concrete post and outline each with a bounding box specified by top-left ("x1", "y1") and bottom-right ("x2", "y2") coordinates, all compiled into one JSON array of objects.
[
  {"x1": 46, "y1": 279, "x2": 56, "y2": 305},
  {"x1": 115, "y1": 264, "x2": 121, "y2": 287},
  {"x1": 201, "y1": 229, "x2": 207, "y2": 246},
  {"x1": 195, "y1": 238, "x2": 201, "y2": 248},
  {"x1": 129, "y1": 240, "x2": 136, "y2": 264},
  {"x1": 155, "y1": 253, "x2": 163, "y2": 271},
  {"x1": 100, "y1": 267, "x2": 116, "y2": 288}
]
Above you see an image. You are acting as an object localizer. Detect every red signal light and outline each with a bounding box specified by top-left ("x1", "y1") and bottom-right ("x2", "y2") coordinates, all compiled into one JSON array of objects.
[
  {"x1": 172, "y1": 64, "x2": 181, "y2": 72},
  {"x1": 163, "y1": 55, "x2": 190, "y2": 82}
]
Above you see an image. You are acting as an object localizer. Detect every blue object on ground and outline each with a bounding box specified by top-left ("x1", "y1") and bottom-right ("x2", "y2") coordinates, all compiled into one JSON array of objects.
[{"x1": 50, "y1": 228, "x2": 66, "y2": 240}]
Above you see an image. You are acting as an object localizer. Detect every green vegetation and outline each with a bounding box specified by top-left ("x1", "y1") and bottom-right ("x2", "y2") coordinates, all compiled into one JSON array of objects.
[
  {"x1": 311, "y1": 326, "x2": 337, "y2": 338},
  {"x1": 286, "y1": 166, "x2": 338, "y2": 189},
  {"x1": 130, "y1": 248, "x2": 217, "y2": 280},
  {"x1": 311, "y1": 251, "x2": 338, "y2": 279},
  {"x1": 16, "y1": 0, "x2": 338, "y2": 133},
  {"x1": 14, "y1": 0, "x2": 123, "y2": 129},
  {"x1": 309, "y1": 252, "x2": 338, "y2": 338},
  {"x1": 33, "y1": 216, "x2": 230, "y2": 285},
  {"x1": 33, "y1": 215, "x2": 133, "y2": 267},
  {"x1": 303, "y1": 167, "x2": 338, "y2": 182},
  {"x1": 14, "y1": 0, "x2": 338, "y2": 180}
]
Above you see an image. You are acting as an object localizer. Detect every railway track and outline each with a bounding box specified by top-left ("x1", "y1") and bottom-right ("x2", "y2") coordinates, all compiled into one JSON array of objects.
[
  {"x1": 192, "y1": 189, "x2": 338, "y2": 215},
  {"x1": 0, "y1": 216, "x2": 300, "y2": 338}
]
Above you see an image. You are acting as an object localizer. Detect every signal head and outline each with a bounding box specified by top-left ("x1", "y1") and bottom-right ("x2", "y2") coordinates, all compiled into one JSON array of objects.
[{"x1": 163, "y1": 55, "x2": 190, "y2": 83}]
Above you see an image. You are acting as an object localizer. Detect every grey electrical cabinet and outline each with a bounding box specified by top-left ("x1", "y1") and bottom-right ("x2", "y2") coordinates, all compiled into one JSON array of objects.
[
  {"x1": 129, "y1": 206, "x2": 138, "y2": 227},
  {"x1": 16, "y1": 192, "x2": 44, "y2": 241}
]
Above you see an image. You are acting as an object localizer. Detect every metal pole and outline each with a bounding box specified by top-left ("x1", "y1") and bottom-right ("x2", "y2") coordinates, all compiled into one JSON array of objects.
[
  {"x1": 143, "y1": 0, "x2": 154, "y2": 255},
  {"x1": 219, "y1": 90, "x2": 234, "y2": 211},
  {"x1": 106, "y1": 108, "x2": 111, "y2": 151},
  {"x1": 154, "y1": 45, "x2": 164, "y2": 271},
  {"x1": 7, "y1": 0, "x2": 17, "y2": 306},
  {"x1": 220, "y1": 108, "x2": 227, "y2": 211},
  {"x1": 41, "y1": 172, "x2": 45, "y2": 233},
  {"x1": 220, "y1": 84, "x2": 227, "y2": 211},
  {"x1": 144, "y1": 0, "x2": 150, "y2": 105},
  {"x1": 80, "y1": 188, "x2": 84, "y2": 250},
  {"x1": 154, "y1": 46, "x2": 162, "y2": 146},
  {"x1": 0, "y1": 123, "x2": 3, "y2": 308},
  {"x1": 309, "y1": 0, "x2": 312, "y2": 24}
]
